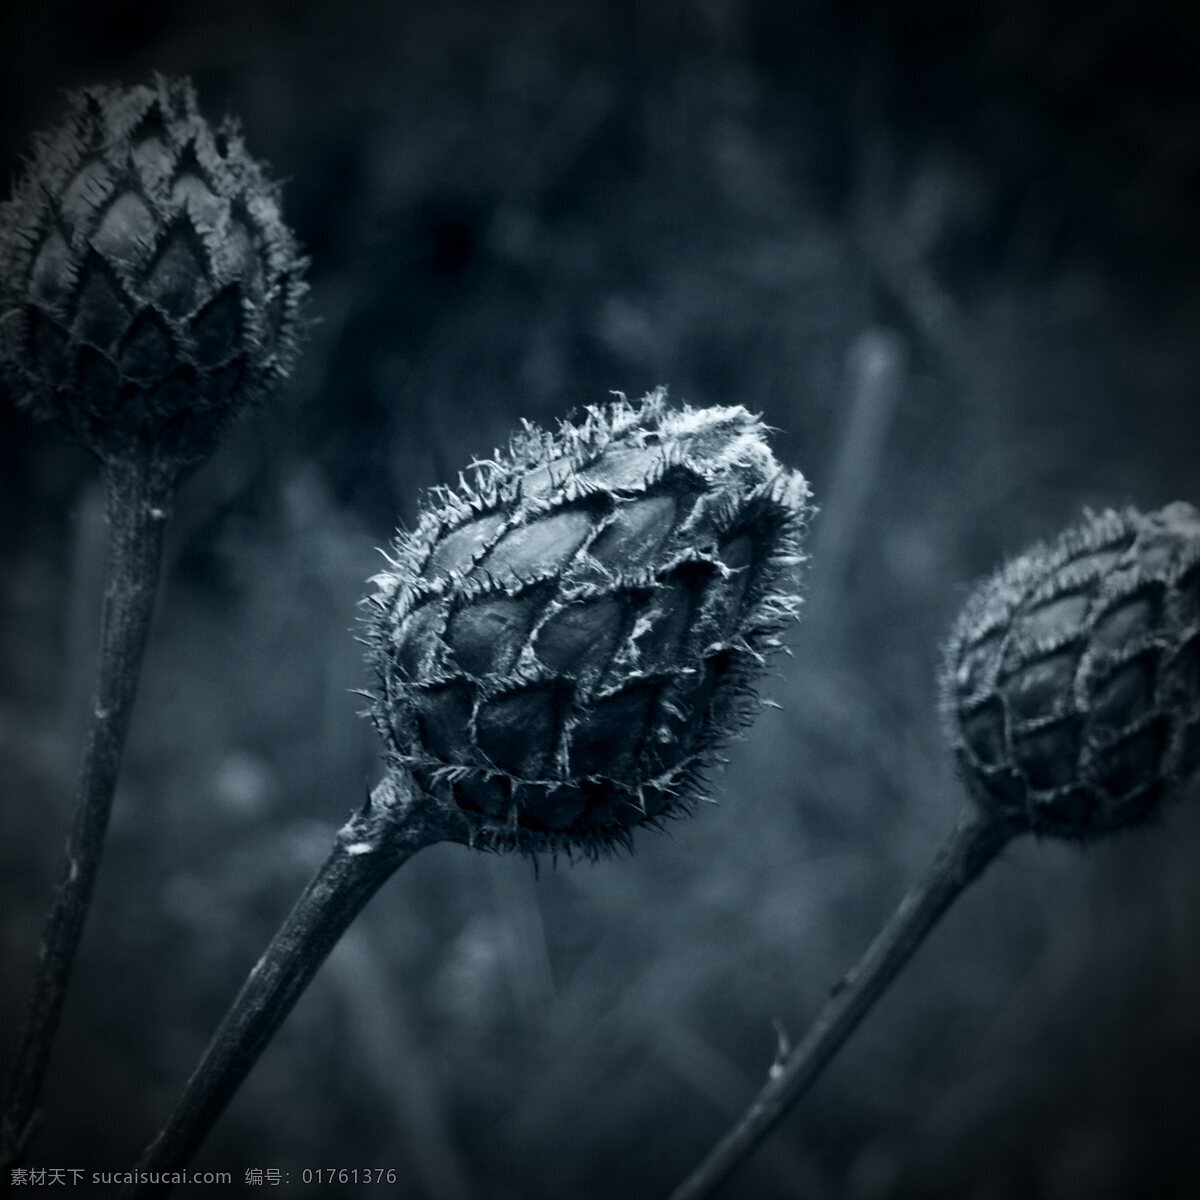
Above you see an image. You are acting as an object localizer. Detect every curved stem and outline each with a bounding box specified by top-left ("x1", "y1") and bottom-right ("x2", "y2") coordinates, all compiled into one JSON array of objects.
[
  {"x1": 2, "y1": 455, "x2": 173, "y2": 1169},
  {"x1": 668, "y1": 807, "x2": 1015, "y2": 1200},
  {"x1": 128, "y1": 776, "x2": 450, "y2": 1198}
]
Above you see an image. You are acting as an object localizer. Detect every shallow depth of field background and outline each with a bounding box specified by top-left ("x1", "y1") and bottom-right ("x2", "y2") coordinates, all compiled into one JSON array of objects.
[{"x1": 2, "y1": 2, "x2": 1199, "y2": 1197}]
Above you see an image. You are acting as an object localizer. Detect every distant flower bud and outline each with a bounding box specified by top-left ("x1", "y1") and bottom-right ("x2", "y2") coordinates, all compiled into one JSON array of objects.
[
  {"x1": 942, "y1": 503, "x2": 1200, "y2": 837},
  {"x1": 0, "y1": 74, "x2": 307, "y2": 466},
  {"x1": 367, "y1": 391, "x2": 810, "y2": 855}
]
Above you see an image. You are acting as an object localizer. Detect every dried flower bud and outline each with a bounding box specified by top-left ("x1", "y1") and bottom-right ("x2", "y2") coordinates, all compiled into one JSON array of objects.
[
  {"x1": 0, "y1": 74, "x2": 306, "y2": 466},
  {"x1": 942, "y1": 503, "x2": 1200, "y2": 838},
  {"x1": 366, "y1": 391, "x2": 809, "y2": 855}
]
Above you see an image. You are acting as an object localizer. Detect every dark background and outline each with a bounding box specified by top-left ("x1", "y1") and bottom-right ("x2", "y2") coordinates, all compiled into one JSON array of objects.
[{"x1": 2, "y1": 1, "x2": 1199, "y2": 1196}]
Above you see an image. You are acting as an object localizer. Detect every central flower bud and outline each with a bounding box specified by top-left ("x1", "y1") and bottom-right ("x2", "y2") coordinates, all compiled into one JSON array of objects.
[{"x1": 367, "y1": 392, "x2": 809, "y2": 854}]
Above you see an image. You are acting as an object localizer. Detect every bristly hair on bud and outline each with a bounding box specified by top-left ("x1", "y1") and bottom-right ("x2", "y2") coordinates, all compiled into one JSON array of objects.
[
  {"x1": 0, "y1": 73, "x2": 307, "y2": 468},
  {"x1": 365, "y1": 389, "x2": 811, "y2": 858},
  {"x1": 941, "y1": 502, "x2": 1200, "y2": 840}
]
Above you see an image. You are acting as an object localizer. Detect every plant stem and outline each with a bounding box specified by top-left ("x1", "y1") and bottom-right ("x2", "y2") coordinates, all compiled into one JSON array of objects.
[
  {"x1": 667, "y1": 807, "x2": 1015, "y2": 1200},
  {"x1": 1, "y1": 454, "x2": 173, "y2": 1169},
  {"x1": 128, "y1": 775, "x2": 452, "y2": 1198}
]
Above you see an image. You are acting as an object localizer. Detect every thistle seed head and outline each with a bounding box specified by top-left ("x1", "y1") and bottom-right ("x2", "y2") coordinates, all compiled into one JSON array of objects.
[
  {"x1": 366, "y1": 390, "x2": 810, "y2": 856},
  {"x1": 0, "y1": 74, "x2": 307, "y2": 467},
  {"x1": 941, "y1": 503, "x2": 1200, "y2": 839}
]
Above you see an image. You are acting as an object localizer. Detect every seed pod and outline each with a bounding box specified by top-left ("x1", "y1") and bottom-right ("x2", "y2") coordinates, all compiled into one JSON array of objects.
[
  {"x1": 366, "y1": 391, "x2": 809, "y2": 855},
  {"x1": 0, "y1": 74, "x2": 306, "y2": 466},
  {"x1": 942, "y1": 503, "x2": 1200, "y2": 838}
]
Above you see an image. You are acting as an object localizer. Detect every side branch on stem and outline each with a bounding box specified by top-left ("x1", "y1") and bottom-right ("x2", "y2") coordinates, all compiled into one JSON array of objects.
[
  {"x1": 1, "y1": 454, "x2": 174, "y2": 1169},
  {"x1": 128, "y1": 775, "x2": 451, "y2": 1198},
  {"x1": 667, "y1": 808, "x2": 1015, "y2": 1200}
]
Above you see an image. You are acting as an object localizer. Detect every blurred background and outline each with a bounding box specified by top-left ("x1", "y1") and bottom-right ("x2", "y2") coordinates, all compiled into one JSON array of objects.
[{"x1": 2, "y1": 1, "x2": 1199, "y2": 1196}]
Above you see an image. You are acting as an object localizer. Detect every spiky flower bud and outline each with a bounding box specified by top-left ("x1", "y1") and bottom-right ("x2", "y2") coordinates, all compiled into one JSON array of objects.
[
  {"x1": 0, "y1": 74, "x2": 306, "y2": 466},
  {"x1": 366, "y1": 391, "x2": 809, "y2": 855},
  {"x1": 942, "y1": 503, "x2": 1200, "y2": 838}
]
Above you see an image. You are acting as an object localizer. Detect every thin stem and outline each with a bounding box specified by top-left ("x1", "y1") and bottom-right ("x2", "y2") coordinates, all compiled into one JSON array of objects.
[
  {"x1": 128, "y1": 776, "x2": 451, "y2": 1198},
  {"x1": 668, "y1": 807, "x2": 1015, "y2": 1200},
  {"x1": 1, "y1": 455, "x2": 173, "y2": 1169}
]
